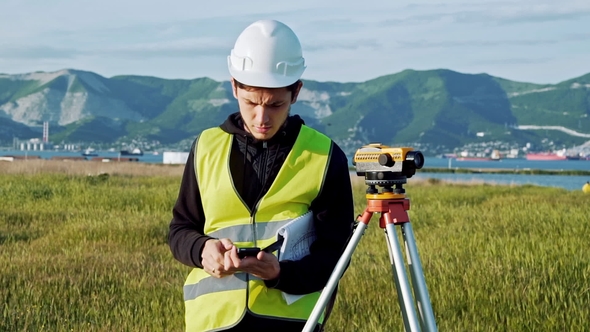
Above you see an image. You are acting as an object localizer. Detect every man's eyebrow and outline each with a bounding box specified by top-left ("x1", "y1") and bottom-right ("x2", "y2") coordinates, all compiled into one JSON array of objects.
[{"x1": 243, "y1": 98, "x2": 284, "y2": 106}]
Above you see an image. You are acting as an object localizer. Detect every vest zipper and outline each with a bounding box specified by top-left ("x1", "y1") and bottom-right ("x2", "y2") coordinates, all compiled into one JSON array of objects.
[{"x1": 251, "y1": 141, "x2": 269, "y2": 247}]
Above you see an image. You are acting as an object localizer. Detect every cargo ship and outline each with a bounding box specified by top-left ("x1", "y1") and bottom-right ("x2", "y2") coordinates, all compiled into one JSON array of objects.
[
  {"x1": 455, "y1": 150, "x2": 501, "y2": 161},
  {"x1": 82, "y1": 148, "x2": 98, "y2": 157},
  {"x1": 120, "y1": 148, "x2": 144, "y2": 156},
  {"x1": 525, "y1": 152, "x2": 567, "y2": 161},
  {"x1": 455, "y1": 157, "x2": 500, "y2": 161}
]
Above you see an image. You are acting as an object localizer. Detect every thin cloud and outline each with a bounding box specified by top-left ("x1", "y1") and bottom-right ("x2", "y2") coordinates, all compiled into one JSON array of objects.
[
  {"x1": 470, "y1": 57, "x2": 553, "y2": 65},
  {"x1": 453, "y1": 9, "x2": 590, "y2": 25},
  {"x1": 299, "y1": 18, "x2": 369, "y2": 34},
  {"x1": 0, "y1": 38, "x2": 231, "y2": 61},
  {"x1": 378, "y1": 2, "x2": 590, "y2": 26},
  {"x1": 0, "y1": 46, "x2": 80, "y2": 59},
  {"x1": 397, "y1": 34, "x2": 589, "y2": 49},
  {"x1": 304, "y1": 39, "x2": 381, "y2": 52},
  {"x1": 102, "y1": 39, "x2": 231, "y2": 58},
  {"x1": 379, "y1": 13, "x2": 453, "y2": 26},
  {"x1": 44, "y1": 17, "x2": 245, "y2": 42}
]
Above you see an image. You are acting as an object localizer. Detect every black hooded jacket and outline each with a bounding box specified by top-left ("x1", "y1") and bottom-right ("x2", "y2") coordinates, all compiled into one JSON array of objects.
[{"x1": 168, "y1": 112, "x2": 354, "y2": 295}]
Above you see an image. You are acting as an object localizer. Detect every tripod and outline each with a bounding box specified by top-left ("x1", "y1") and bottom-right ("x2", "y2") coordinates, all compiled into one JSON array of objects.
[{"x1": 303, "y1": 177, "x2": 437, "y2": 332}]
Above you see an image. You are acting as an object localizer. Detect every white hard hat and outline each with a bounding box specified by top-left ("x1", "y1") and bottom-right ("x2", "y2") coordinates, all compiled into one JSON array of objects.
[{"x1": 228, "y1": 19, "x2": 306, "y2": 88}]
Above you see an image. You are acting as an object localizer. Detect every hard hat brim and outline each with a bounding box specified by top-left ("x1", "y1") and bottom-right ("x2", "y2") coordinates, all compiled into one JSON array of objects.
[{"x1": 228, "y1": 66, "x2": 305, "y2": 88}]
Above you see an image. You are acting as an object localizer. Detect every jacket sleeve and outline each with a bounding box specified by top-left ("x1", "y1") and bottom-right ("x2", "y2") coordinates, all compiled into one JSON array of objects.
[
  {"x1": 168, "y1": 138, "x2": 214, "y2": 269},
  {"x1": 264, "y1": 142, "x2": 355, "y2": 294}
]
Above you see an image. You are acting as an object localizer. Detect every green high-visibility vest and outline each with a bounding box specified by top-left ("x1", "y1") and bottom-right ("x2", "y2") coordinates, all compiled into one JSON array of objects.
[{"x1": 184, "y1": 125, "x2": 332, "y2": 331}]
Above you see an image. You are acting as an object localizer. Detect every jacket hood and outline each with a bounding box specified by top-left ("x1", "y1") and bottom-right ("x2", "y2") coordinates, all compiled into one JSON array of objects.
[{"x1": 220, "y1": 112, "x2": 305, "y2": 146}]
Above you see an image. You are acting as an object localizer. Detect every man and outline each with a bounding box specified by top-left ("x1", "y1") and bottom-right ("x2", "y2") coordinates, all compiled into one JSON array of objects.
[{"x1": 168, "y1": 19, "x2": 354, "y2": 332}]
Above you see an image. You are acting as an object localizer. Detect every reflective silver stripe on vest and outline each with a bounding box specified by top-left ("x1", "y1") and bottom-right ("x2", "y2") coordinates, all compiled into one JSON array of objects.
[
  {"x1": 207, "y1": 218, "x2": 296, "y2": 241},
  {"x1": 184, "y1": 273, "x2": 262, "y2": 301}
]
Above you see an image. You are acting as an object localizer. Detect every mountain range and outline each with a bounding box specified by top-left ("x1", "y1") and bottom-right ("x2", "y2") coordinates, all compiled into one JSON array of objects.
[{"x1": 1, "y1": 68, "x2": 589, "y2": 155}]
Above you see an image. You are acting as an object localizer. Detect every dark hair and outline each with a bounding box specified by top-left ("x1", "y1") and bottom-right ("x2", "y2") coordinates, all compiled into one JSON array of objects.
[{"x1": 233, "y1": 79, "x2": 301, "y2": 95}]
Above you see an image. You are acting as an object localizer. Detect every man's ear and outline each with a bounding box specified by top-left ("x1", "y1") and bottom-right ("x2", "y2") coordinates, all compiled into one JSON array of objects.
[
  {"x1": 291, "y1": 80, "x2": 303, "y2": 104},
  {"x1": 230, "y1": 78, "x2": 238, "y2": 99}
]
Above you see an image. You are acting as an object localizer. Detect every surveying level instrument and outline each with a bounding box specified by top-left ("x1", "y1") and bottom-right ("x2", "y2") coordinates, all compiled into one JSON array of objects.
[{"x1": 303, "y1": 143, "x2": 438, "y2": 332}]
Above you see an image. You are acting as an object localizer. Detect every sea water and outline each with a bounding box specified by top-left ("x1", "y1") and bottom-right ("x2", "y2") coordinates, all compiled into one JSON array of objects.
[{"x1": 2, "y1": 150, "x2": 589, "y2": 191}]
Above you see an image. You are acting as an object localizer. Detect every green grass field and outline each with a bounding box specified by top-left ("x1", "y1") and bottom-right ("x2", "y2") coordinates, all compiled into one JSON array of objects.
[{"x1": 1, "y1": 165, "x2": 589, "y2": 331}]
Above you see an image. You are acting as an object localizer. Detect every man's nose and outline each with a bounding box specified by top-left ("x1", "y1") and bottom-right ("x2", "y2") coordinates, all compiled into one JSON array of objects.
[{"x1": 254, "y1": 106, "x2": 270, "y2": 124}]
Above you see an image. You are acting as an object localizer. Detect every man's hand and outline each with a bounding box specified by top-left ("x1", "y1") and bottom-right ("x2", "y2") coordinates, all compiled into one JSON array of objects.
[
  {"x1": 201, "y1": 238, "x2": 237, "y2": 278},
  {"x1": 224, "y1": 247, "x2": 281, "y2": 280},
  {"x1": 202, "y1": 239, "x2": 281, "y2": 280}
]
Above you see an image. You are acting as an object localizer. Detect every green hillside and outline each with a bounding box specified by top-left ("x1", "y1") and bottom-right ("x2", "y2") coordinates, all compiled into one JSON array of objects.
[
  {"x1": 1, "y1": 69, "x2": 589, "y2": 152},
  {"x1": 0, "y1": 117, "x2": 40, "y2": 144},
  {"x1": 317, "y1": 69, "x2": 569, "y2": 149},
  {"x1": 50, "y1": 117, "x2": 126, "y2": 144},
  {"x1": 0, "y1": 77, "x2": 46, "y2": 104}
]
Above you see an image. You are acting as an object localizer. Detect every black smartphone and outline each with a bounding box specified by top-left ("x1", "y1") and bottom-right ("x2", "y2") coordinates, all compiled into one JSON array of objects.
[
  {"x1": 237, "y1": 247, "x2": 261, "y2": 258},
  {"x1": 237, "y1": 237, "x2": 284, "y2": 259}
]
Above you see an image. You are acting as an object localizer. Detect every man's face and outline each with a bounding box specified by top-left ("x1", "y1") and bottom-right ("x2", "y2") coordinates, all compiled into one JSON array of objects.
[{"x1": 232, "y1": 78, "x2": 302, "y2": 141}]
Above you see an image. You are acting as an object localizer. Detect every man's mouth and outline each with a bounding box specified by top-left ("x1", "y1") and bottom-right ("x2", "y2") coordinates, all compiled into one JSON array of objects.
[{"x1": 255, "y1": 126, "x2": 271, "y2": 133}]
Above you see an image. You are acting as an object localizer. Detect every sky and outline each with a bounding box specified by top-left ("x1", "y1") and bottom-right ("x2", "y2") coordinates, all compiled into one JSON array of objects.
[{"x1": 0, "y1": 0, "x2": 589, "y2": 85}]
